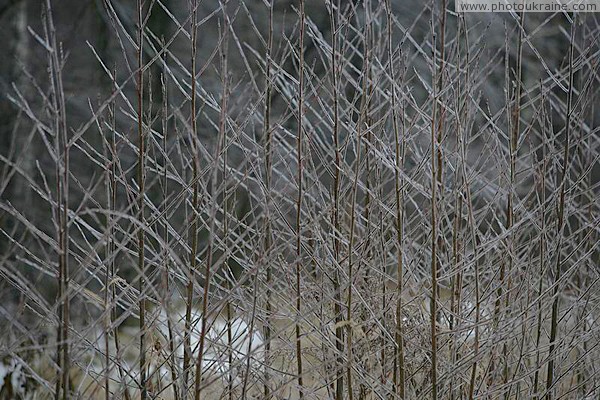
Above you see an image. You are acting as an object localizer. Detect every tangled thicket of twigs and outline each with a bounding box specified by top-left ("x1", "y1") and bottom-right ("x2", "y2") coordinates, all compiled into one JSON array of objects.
[{"x1": 0, "y1": 0, "x2": 599, "y2": 399}]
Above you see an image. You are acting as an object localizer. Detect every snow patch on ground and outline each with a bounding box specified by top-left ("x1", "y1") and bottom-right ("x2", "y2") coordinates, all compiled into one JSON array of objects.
[{"x1": 0, "y1": 357, "x2": 28, "y2": 398}]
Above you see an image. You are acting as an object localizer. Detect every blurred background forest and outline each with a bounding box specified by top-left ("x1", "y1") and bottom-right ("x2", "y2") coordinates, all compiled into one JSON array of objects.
[{"x1": 0, "y1": 0, "x2": 598, "y2": 399}]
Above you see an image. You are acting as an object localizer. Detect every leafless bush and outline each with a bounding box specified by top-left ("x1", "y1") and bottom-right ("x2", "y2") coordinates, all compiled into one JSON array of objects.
[{"x1": 0, "y1": 0, "x2": 599, "y2": 399}]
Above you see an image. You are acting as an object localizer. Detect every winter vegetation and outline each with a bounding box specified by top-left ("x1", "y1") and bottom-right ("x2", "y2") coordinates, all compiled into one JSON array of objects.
[{"x1": 0, "y1": 0, "x2": 599, "y2": 399}]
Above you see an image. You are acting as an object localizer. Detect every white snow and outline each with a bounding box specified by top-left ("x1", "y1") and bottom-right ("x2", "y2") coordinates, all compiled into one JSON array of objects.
[
  {"x1": 0, "y1": 357, "x2": 27, "y2": 397},
  {"x1": 88, "y1": 306, "x2": 264, "y2": 387},
  {"x1": 156, "y1": 308, "x2": 264, "y2": 378}
]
